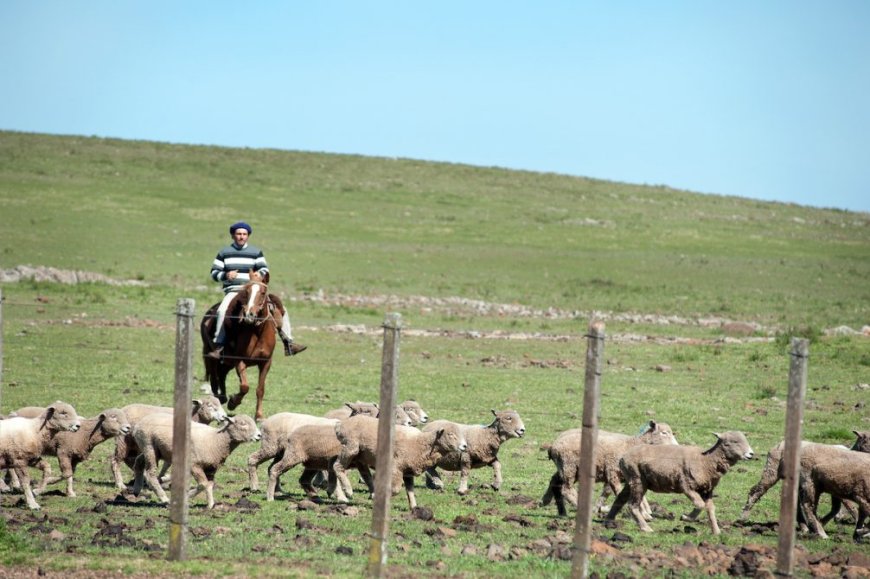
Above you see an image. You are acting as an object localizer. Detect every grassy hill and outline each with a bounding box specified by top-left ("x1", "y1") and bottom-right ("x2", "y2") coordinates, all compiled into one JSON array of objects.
[{"x1": 2, "y1": 129, "x2": 868, "y2": 334}]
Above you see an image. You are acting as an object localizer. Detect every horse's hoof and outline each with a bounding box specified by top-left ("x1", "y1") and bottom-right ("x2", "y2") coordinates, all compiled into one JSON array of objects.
[{"x1": 227, "y1": 397, "x2": 240, "y2": 410}]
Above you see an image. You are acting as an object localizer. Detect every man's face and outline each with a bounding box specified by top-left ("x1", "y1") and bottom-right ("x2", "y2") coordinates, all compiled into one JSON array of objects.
[{"x1": 233, "y1": 229, "x2": 249, "y2": 245}]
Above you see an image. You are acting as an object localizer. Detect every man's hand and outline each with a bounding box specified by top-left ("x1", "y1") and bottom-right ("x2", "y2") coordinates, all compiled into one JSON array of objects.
[{"x1": 227, "y1": 271, "x2": 239, "y2": 281}]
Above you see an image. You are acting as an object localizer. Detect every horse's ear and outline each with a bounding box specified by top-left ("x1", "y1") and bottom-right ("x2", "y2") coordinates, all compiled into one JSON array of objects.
[{"x1": 261, "y1": 271, "x2": 270, "y2": 284}]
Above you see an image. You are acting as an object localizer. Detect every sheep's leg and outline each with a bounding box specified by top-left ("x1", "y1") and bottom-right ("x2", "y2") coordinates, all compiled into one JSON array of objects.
[
  {"x1": 330, "y1": 458, "x2": 351, "y2": 503},
  {"x1": 489, "y1": 459, "x2": 503, "y2": 491},
  {"x1": 358, "y1": 465, "x2": 375, "y2": 493},
  {"x1": 188, "y1": 466, "x2": 212, "y2": 508},
  {"x1": 334, "y1": 439, "x2": 361, "y2": 497},
  {"x1": 798, "y1": 480, "x2": 828, "y2": 539},
  {"x1": 402, "y1": 474, "x2": 417, "y2": 510},
  {"x1": 850, "y1": 500, "x2": 870, "y2": 542},
  {"x1": 605, "y1": 484, "x2": 631, "y2": 522},
  {"x1": 740, "y1": 453, "x2": 781, "y2": 520},
  {"x1": 299, "y1": 469, "x2": 318, "y2": 496},
  {"x1": 331, "y1": 461, "x2": 353, "y2": 500},
  {"x1": 683, "y1": 489, "x2": 719, "y2": 534},
  {"x1": 13, "y1": 466, "x2": 40, "y2": 511},
  {"x1": 113, "y1": 436, "x2": 138, "y2": 490},
  {"x1": 681, "y1": 507, "x2": 704, "y2": 522},
  {"x1": 626, "y1": 481, "x2": 653, "y2": 532},
  {"x1": 457, "y1": 454, "x2": 472, "y2": 495},
  {"x1": 310, "y1": 469, "x2": 328, "y2": 490},
  {"x1": 266, "y1": 453, "x2": 296, "y2": 501},
  {"x1": 140, "y1": 448, "x2": 170, "y2": 504},
  {"x1": 246, "y1": 445, "x2": 276, "y2": 492},
  {"x1": 424, "y1": 466, "x2": 444, "y2": 490},
  {"x1": 32, "y1": 459, "x2": 55, "y2": 495},
  {"x1": 38, "y1": 454, "x2": 77, "y2": 497},
  {"x1": 7, "y1": 468, "x2": 22, "y2": 491}
]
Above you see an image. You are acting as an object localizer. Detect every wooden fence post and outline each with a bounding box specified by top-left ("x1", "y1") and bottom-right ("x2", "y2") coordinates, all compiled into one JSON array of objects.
[
  {"x1": 571, "y1": 320, "x2": 605, "y2": 579},
  {"x1": 776, "y1": 337, "x2": 808, "y2": 576},
  {"x1": 168, "y1": 298, "x2": 195, "y2": 561},
  {"x1": 367, "y1": 312, "x2": 402, "y2": 578}
]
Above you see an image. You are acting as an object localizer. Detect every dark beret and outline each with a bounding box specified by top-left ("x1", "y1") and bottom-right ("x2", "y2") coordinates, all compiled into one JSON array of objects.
[{"x1": 229, "y1": 221, "x2": 252, "y2": 235}]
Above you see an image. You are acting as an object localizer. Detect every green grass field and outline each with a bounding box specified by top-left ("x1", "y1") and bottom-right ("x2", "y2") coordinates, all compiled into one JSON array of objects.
[{"x1": 0, "y1": 131, "x2": 869, "y2": 577}]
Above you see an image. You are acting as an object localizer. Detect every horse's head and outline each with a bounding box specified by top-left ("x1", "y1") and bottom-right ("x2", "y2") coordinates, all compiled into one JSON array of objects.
[{"x1": 239, "y1": 280, "x2": 270, "y2": 325}]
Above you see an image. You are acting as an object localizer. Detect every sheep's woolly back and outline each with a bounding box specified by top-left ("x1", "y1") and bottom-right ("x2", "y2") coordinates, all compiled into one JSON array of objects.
[
  {"x1": 622, "y1": 431, "x2": 753, "y2": 494},
  {"x1": 0, "y1": 401, "x2": 81, "y2": 465}
]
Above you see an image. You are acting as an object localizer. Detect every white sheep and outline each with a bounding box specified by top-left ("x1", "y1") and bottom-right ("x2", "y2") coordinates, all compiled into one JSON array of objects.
[
  {"x1": 605, "y1": 431, "x2": 754, "y2": 534},
  {"x1": 798, "y1": 449, "x2": 870, "y2": 541},
  {"x1": 112, "y1": 396, "x2": 227, "y2": 490},
  {"x1": 541, "y1": 420, "x2": 679, "y2": 517},
  {"x1": 35, "y1": 407, "x2": 131, "y2": 497},
  {"x1": 131, "y1": 414, "x2": 261, "y2": 508},
  {"x1": 333, "y1": 414, "x2": 468, "y2": 510},
  {"x1": 247, "y1": 412, "x2": 339, "y2": 491},
  {"x1": 252, "y1": 406, "x2": 417, "y2": 494},
  {"x1": 739, "y1": 436, "x2": 867, "y2": 522},
  {"x1": 423, "y1": 409, "x2": 525, "y2": 495},
  {"x1": 264, "y1": 422, "x2": 353, "y2": 502},
  {"x1": 0, "y1": 401, "x2": 81, "y2": 510}
]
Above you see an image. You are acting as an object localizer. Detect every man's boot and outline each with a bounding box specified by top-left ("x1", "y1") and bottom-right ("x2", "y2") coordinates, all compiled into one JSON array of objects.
[
  {"x1": 206, "y1": 343, "x2": 224, "y2": 359},
  {"x1": 282, "y1": 338, "x2": 307, "y2": 356}
]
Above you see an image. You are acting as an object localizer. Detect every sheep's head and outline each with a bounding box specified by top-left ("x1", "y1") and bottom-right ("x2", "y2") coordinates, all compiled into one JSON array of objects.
[
  {"x1": 43, "y1": 401, "x2": 81, "y2": 433},
  {"x1": 194, "y1": 396, "x2": 228, "y2": 423},
  {"x1": 400, "y1": 400, "x2": 429, "y2": 425},
  {"x1": 852, "y1": 430, "x2": 870, "y2": 453},
  {"x1": 223, "y1": 415, "x2": 262, "y2": 443},
  {"x1": 435, "y1": 423, "x2": 468, "y2": 454},
  {"x1": 98, "y1": 408, "x2": 132, "y2": 436},
  {"x1": 346, "y1": 402, "x2": 378, "y2": 418},
  {"x1": 641, "y1": 420, "x2": 679, "y2": 446},
  {"x1": 713, "y1": 431, "x2": 754, "y2": 462},
  {"x1": 491, "y1": 409, "x2": 526, "y2": 439}
]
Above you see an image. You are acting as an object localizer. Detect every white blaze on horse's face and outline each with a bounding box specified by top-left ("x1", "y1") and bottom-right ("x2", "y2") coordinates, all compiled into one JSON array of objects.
[{"x1": 243, "y1": 283, "x2": 263, "y2": 324}]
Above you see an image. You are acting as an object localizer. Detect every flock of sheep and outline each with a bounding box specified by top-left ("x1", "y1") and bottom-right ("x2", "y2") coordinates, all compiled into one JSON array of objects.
[{"x1": 0, "y1": 397, "x2": 868, "y2": 543}]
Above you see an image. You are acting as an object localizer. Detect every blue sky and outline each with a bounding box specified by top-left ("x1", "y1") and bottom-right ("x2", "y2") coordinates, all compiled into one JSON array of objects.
[{"x1": 2, "y1": 1, "x2": 869, "y2": 212}]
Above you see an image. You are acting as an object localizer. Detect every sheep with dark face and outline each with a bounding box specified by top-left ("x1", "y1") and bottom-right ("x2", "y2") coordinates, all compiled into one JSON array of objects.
[
  {"x1": 541, "y1": 420, "x2": 678, "y2": 516},
  {"x1": 423, "y1": 409, "x2": 525, "y2": 495},
  {"x1": 606, "y1": 431, "x2": 754, "y2": 534},
  {"x1": 0, "y1": 401, "x2": 81, "y2": 510}
]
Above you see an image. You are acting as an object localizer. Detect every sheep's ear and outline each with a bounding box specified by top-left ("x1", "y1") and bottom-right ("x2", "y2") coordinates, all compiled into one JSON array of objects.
[
  {"x1": 435, "y1": 428, "x2": 445, "y2": 440},
  {"x1": 648, "y1": 419, "x2": 657, "y2": 428},
  {"x1": 491, "y1": 409, "x2": 497, "y2": 417},
  {"x1": 854, "y1": 430, "x2": 860, "y2": 437},
  {"x1": 192, "y1": 399, "x2": 203, "y2": 412},
  {"x1": 712, "y1": 432, "x2": 722, "y2": 440},
  {"x1": 344, "y1": 402, "x2": 353, "y2": 410}
]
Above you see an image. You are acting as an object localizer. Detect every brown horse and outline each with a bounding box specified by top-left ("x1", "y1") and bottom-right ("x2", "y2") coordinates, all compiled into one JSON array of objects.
[{"x1": 201, "y1": 280, "x2": 281, "y2": 420}]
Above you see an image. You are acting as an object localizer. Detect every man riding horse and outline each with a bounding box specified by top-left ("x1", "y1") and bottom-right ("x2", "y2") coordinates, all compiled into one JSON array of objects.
[{"x1": 207, "y1": 221, "x2": 306, "y2": 359}]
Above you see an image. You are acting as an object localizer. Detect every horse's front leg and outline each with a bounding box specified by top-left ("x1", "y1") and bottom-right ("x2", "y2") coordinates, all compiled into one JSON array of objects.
[
  {"x1": 254, "y1": 359, "x2": 272, "y2": 421},
  {"x1": 228, "y1": 362, "x2": 250, "y2": 411}
]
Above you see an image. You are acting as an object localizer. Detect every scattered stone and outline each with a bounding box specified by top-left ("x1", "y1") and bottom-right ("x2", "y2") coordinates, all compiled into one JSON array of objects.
[
  {"x1": 335, "y1": 546, "x2": 353, "y2": 556},
  {"x1": 296, "y1": 499, "x2": 319, "y2": 511},
  {"x1": 411, "y1": 506, "x2": 434, "y2": 521},
  {"x1": 486, "y1": 543, "x2": 506, "y2": 561}
]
